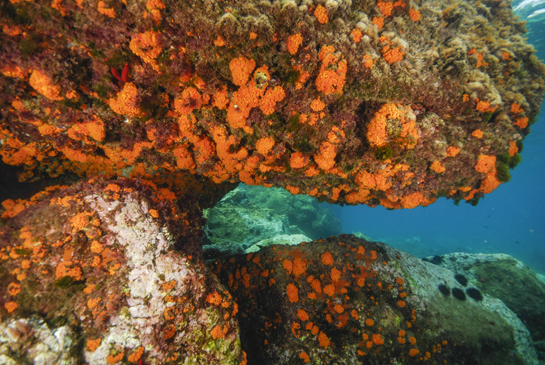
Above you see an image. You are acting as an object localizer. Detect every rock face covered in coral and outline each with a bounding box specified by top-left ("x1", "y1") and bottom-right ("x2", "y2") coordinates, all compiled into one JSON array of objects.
[
  {"x1": 210, "y1": 234, "x2": 538, "y2": 364},
  {"x1": 1, "y1": 0, "x2": 544, "y2": 207},
  {"x1": 423, "y1": 252, "x2": 545, "y2": 354},
  {"x1": 0, "y1": 178, "x2": 243, "y2": 365}
]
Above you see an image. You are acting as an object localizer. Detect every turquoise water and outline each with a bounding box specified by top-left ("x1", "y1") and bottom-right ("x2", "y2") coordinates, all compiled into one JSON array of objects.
[{"x1": 332, "y1": 0, "x2": 545, "y2": 273}]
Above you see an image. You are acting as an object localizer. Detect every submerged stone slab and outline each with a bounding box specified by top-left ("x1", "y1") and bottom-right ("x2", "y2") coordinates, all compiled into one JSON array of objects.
[
  {"x1": 0, "y1": 178, "x2": 244, "y2": 365},
  {"x1": 210, "y1": 234, "x2": 537, "y2": 364},
  {"x1": 243, "y1": 185, "x2": 342, "y2": 240}
]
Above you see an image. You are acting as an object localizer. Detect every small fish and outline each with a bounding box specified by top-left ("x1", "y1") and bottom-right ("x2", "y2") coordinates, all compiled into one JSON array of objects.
[
  {"x1": 483, "y1": 226, "x2": 488, "y2": 229},
  {"x1": 515, "y1": 241, "x2": 520, "y2": 244}
]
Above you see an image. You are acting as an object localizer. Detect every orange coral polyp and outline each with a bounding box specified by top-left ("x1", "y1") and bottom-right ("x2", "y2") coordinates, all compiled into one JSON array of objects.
[
  {"x1": 287, "y1": 34, "x2": 304, "y2": 55},
  {"x1": 400, "y1": 192, "x2": 424, "y2": 209},
  {"x1": 318, "y1": 331, "x2": 331, "y2": 349},
  {"x1": 286, "y1": 283, "x2": 299, "y2": 303},
  {"x1": 260, "y1": 86, "x2": 285, "y2": 115},
  {"x1": 480, "y1": 172, "x2": 501, "y2": 194},
  {"x1": 475, "y1": 155, "x2": 496, "y2": 173},
  {"x1": 229, "y1": 57, "x2": 256, "y2": 86},
  {"x1": 316, "y1": 46, "x2": 347, "y2": 95},
  {"x1": 310, "y1": 98, "x2": 326, "y2": 112},
  {"x1": 321, "y1": 251, "x2": 334, "y2": 265},
  {"x1": 256, "y1": 137, "x2": 275, "y2": 155},
  {"x1": 446, "y1": 146, "x2": 461, "y2": 157},
  {"x1": 377, "y1": 0, "x2": 394, "y2": 17},
  {"x1": 108, "y1": 82, "x2": 142, "y2": 117},
  {"x1": 175, "y1": 87, "x2": 202, "y2": 115},
  {"x1": 382, "y1": 46, "x2": 405, "y2": 63},
  {"x1": 29, "y1": 69, "x2": 63, "y2": 101},
  {"x1": 472, "y1": 129, "x2": 483, "y2": 139},
  {"x1": 366, "y1": 103, "x2": 400, "y2": 147},
  {"x1": 508, "y1": 141, "x2": 518, "y2": 157},
  {"x1": 314, "y1": 142, "x2": 336, "y2": 171},
  {"x1": 314, "y1": 4, "x2": 329, "y2": 24},
  {"x1": 129, "y1": 31, "x2": 163, "y2": 71},
  {"x1": 372, "y1": 334, "x2": 384, "y2": 345},
  {"x1": 430, "y1": 161, "x2": 445, "y2": 173},
  {"x1": 409, "y1": 9, "x2": 421, "y2": 21},
  {"x1": 290, "y1": 152, "x2": 309, "y2": 169}
]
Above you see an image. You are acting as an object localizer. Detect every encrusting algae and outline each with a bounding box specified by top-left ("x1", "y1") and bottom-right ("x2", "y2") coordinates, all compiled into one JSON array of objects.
[{"x1": 0, "y1": 0, "x2": 544, "y2": 208}]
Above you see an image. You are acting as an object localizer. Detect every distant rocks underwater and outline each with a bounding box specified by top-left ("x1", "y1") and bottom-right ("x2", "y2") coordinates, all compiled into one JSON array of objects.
[
  {"x1": 202, "y1": 185, "x2": 342, "y2": 260},
  {"x1": 1, "y1": 178, "x2": 544, "y2": 365}
]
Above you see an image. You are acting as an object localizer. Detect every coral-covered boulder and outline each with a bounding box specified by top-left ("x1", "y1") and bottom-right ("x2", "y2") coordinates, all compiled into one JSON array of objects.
[
  {"x1": 1, "y1": 0, "x2": 544, "y2": 206},
  {"x1": 0, "y1": 178, "x2": 243, "y2": 365},
  {"x1": 210, "y1": 234, "x2": 537, "y2": 364}
]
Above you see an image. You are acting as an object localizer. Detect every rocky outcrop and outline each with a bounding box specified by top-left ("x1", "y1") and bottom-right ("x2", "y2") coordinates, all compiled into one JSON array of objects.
[
  {"x1": 202, "y1": 186, "x2": 340, "y2": 259},
  {"x1": 0, "y1": 178, "x2": 244, "y2": 365},
  {"x1": 243, "y1": 185, "x2": 342, "y2": 240},
  {"x1": 246, "y1": 234, "x2": 312, "y2": 253},
  {"x1": 2, "y1": 177, "x2": 540, "y2": 364},
  {"x1": 210, "y1": 234, "x2": 537, "y2": 365},
  {"x1": 423, "y1": 252, "x2": 545, "y2": 356},
  {"x1": 203, "y1": 188, "x2": 295, "y2": 249}
]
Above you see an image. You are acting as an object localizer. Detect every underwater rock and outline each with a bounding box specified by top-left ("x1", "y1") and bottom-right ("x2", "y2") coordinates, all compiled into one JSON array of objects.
[
  {"x1": 352, "y1": 231, "x2": 375, "y2": 242},
  {"x1": 1, "y1": 0, "x2": 543, "y2": 207},
  {"x1": 0, "y1": 316, "x2": 76, "y2": 365},
  {"x1": 210, "y1": 234, "x2": 537, "y2": 365},
  {"x1": 423, "y1": 252, "x2": 545, "y2": 351},
  {"x1": 203, "y1": 187, "x2": 293, "y2": 250},
  {"x1": 0, "y1": 177, "x2": 243, "y2": 365},
  {"x1": 246, "y1": 234, "x2": 312, "y2": 253},
  {"x1": 243, "y1": 185, "x2": 342, "y2": 240}
]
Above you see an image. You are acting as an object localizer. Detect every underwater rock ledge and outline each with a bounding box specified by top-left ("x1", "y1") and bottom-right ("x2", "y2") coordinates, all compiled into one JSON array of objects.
[{"x1": 1, "y1": 0, "x2": 544, "y2": 206}]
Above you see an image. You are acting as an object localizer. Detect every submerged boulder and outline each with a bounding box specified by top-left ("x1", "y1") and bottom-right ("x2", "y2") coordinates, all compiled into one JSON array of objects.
[
  {"x1": 423, "y1": 252, "x2": 545, "y2": 357},
  {"x1": 246, "y1": 234, "x2": 312, "y2": 253},
  {"x1": 203, "y1": 187, "x2": 294, "y2": 250},
  {"x1": 0, "y1": 178, "x2": 244, "y2": 365},
  {"x1": 243, "y1": 185, "x2": 342, "y2": 240},
  {"x1": 210, "y1": 234, "x2": 537, "y2": 365}
]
